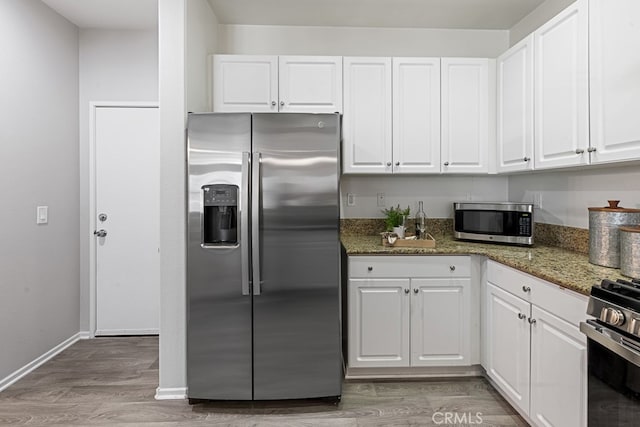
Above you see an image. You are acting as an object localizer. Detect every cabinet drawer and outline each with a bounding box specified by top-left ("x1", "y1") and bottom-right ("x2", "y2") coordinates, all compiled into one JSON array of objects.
[
  {"x1": 487, "y1": 260, "x2": 588, "y2": 327},
  {"x1": 349, "y1": 256, "x2": 470, "y2": 278}
]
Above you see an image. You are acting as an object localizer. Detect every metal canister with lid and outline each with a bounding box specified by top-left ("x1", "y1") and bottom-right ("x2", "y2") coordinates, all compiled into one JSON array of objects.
[
  {"x1": 588, "y1": 200, "x2": 640, "y2": 268},
  {"x1": 620, "y1": 226, "x2": 640, "y2": 278}
]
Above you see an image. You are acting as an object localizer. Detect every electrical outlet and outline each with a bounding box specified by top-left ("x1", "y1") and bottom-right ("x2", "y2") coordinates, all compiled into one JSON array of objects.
[
  {"x1": 377, "y1": 193, "x2": 386, "y2": 207},
  {"x1": 533, "y1": 192, "x2": 543, "y2": 209},
  {"x1": 347, "y1": 193, "x2": 356, "y2": 206}
]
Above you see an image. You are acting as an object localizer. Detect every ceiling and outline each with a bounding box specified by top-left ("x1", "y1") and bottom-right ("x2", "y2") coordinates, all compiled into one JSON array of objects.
[
  {"x1": 41, "y1": 0, "x2": 158, "y2": 30},
  {"x1": 41, "y1": 0, "x2": 545, "y2": 31}
]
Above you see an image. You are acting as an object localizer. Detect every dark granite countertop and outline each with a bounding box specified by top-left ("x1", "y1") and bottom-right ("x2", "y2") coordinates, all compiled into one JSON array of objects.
[{"x1": 341, "y1": 234, "x2": 627, "y2": 296}]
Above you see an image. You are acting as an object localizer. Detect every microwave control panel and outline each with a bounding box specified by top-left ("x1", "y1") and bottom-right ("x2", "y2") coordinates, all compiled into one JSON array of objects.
[{"x1": 519, "y1": 213, "x2": 532, "y2": 236}]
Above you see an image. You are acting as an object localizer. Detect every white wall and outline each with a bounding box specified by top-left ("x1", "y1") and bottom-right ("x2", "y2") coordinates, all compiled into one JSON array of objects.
[
  {"x1": 0, "y1": 0, "x2": 79, "y2": 381},
  {"x1": 509, "y1": 0, "x2": 576, "y2": 46},
  {"x1": 508, "y1": 164, "x2": 640, "y2": 229},
  {"x1": 220, "y1": 24, "x2": 509, "y2": 57},
  {"x1": 78, "y1": 29, "x2": 158, "y2": 332},
  {"x1": 342, "y1": 175, "x2": 509, "y2": 218},
  {"x1": 187, "y1": 0, "x2": 219, "y2": 112}
]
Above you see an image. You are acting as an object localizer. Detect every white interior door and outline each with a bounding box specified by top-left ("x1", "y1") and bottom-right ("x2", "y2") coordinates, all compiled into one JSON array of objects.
[{"x1": 94, "y1": 106, "x2": 159, "y2": 335}]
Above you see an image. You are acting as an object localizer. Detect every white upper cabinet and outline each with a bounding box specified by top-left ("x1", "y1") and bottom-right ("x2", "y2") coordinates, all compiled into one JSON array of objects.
[
  {"x1": 533, "y1": 0, "x2": 589, "y2": 170},
  {"x1": 589, "y1": 0, "x2": 640, "y2": 164},
  {"x1": 441, "y1": 58, "x2": 491, "y2": 174},
  {"x1": 213, "y1": 55, "x2": 278, "y2": 112},
  {"x1": 278, "y1": 56, "x2": 342, "y2": 113},
  {"x1": 213, "y1": 55, "x2": 342, "y2": 113},
  {"x1": 392, "y1": 58, "x2": 441, "y2": 174},
  {"x1": 497, "y1": 35, "x2": 534, "y2": 173},
  {"x1": 343, "y1": 57, "x2": 393, "y2": 174}
]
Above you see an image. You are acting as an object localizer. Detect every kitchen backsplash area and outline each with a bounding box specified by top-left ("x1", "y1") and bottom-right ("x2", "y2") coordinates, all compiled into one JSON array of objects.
[{"x1": 341, "y1": 218, "x2": 589, "y2": 254}]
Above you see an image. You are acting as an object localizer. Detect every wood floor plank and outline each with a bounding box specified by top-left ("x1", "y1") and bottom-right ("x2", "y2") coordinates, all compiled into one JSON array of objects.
[{"x1": 0, "y1": 337, "x2": 528, "y2": 426}]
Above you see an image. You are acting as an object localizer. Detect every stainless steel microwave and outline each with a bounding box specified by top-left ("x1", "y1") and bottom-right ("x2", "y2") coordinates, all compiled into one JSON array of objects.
[{"x1": 453, "y1": 202, "x2": 534, "y2": 246}]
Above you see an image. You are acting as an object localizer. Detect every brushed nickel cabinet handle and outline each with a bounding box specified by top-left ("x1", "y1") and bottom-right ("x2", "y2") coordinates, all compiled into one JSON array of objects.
[
  {"x1": 518, "y1": 313, "x2": 526, "y2": 320},
  {"x1": 575, "y1": 148, "x2": 585, "y2": 154},
  {"x1": 522, "y1": 286, "x2": 531, "y2": 293}
]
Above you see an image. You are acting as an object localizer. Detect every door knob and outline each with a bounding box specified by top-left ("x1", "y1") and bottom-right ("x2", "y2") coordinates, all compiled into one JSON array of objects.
[{"x1": 94, "y1": 229, "x2": 107, "y2": 237}]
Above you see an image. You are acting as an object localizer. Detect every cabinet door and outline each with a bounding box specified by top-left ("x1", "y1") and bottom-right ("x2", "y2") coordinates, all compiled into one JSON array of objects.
[
  {"x1": 343, "y1": 57, "x2": 393, "y2": 174},
  {"x1": 589, "y1": 0, "x2": 640, "y2": 164},
  {"x1": 213, "y1": 55, "x2": 278, "y2": 112},
  {"x1": 348, "y1": 278, "x2": 410, "y2": 368},
  {"x1": 497, "y1": 35, "x2": 534, "y2": 173},
  {"x1": 530, "y1": 306, "x2": 587, "y2": 427},
  {"x1": 441, "y1": 58, "x2": 489, "y2": 173},
  {"x1": 533, "y1": 0, "x2": 589, "y2": 169},
  {"x1": 411, "y1": 278, "x2": 471, "y2": 366},
  {"x1": 485, "y1": 283, "x2": 531, "y2": 416},
  {"x1": 392, "y1": 58, "x2": 441, "y2": 174},
  {"x1": 278, "y1": 56, "x2": 342, "y2": 113}
]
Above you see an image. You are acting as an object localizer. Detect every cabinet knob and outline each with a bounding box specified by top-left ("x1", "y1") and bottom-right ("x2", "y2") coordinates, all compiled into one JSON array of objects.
[
  {"x1": 443, "y1": 161, "x2": 450, "y2": 166},
  {"x1": 518, "y1": 313, "x2": 526, "y2": 320},
  {"x1": 395, "y1": 162, "x2": 400, "y2": 166},
  {"x1": 575, "y1": 148, "x2": 585, "y2": 154},
  {"x1": 413, "y1": 288, "x2": 419, "y2": 294},
  {"x1": 386, "y1": 162, "x2": 392, "y2": 167},
  {"x1": 271, "y1": 101, "x2": 276, "y2": 106},
  {"x1": 280, "y1": 101, "x2": 285, "y2": 106},
  {"x1": 523, "y1": 157, "x2": 530, "y2": 162},
  {"x1": 367, "y1": 266, "x2": 373, "y2": 272},
  {"x1": 404, "y1": 289, "x2": 410, "y2": 294},
  {"x1": 588, "y1": 147, "x2": 597, "y2": 153},
  {"x1": 522, "y1": 285, "x2": 531, "y2": 293},
  {"x1": 449, "y1": 265, "x2": 456, "y2": 271},
  {"x1": 528, "y1": 317, "x2": 537, "y2": 325}
]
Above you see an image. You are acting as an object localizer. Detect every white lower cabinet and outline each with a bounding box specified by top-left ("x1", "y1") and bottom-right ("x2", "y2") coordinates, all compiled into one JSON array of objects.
[
  {"x1": 348, "y1": 256, "x2": 472, "y2": 369},
  {"x1": 484, "y1": 260, "x2": 588, "y2": 427},
  {"x1": 485, "y1": 283, "x2": 531, "y2": 414},
  {"x1": 530, "y1": 305, "x2": 587, "y2": 427},
  {"x1": 349, "y1": 278, "x2": 410, "y2": 367}
]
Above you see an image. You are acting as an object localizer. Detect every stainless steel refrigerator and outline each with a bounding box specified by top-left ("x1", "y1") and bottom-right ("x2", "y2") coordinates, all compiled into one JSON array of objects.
[{"x1": 186, "y1": 112, "x2": 342, "y2": 401}]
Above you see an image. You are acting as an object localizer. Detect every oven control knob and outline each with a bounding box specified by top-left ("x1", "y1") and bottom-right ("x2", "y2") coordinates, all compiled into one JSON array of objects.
[{"x1": 600, "y1": 307, "x2": 625, "y2": 326}]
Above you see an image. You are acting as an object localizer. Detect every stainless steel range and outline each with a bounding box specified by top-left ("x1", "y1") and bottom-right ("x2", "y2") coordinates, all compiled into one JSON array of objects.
[{"x1": 580, "y1": 278, "x2": 640, "y2": 426}]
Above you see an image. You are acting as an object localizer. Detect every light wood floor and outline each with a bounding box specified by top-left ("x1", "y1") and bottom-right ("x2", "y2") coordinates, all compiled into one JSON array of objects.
[{"x1": 0, "y1": 336, "x2": 528, "y2": 426}]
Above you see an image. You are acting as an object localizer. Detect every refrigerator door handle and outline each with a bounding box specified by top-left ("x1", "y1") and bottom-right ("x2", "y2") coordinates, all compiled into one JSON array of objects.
[
  {"x1": 252, "y1": 152, "x2": 262, "y2": 295},
  {"x1": 240, "y1": 152, "x2": 250, "y2": 296}
]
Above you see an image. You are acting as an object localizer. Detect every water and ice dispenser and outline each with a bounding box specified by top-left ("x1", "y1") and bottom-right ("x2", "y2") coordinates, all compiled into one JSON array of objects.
[{"x1": 203, "y1": 184, "x2": 238, "y2": 245}]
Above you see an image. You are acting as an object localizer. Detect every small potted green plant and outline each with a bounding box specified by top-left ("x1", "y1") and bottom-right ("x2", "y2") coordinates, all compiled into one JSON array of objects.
[{"x1": 382, "y1": 204, "x2": 410, "y2": 238}]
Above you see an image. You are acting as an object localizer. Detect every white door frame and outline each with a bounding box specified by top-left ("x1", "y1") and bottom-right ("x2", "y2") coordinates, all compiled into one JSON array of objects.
[{"x1": 88, "y1": 101, "x2": 159, "y2": 338}]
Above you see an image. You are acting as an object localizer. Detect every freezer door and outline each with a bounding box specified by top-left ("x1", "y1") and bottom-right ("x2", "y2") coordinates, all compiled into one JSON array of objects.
[
  {"x1": 186, "y1": 113, "x2": 253, "y2": 400},
  {"x1": 252, "y1": 113, "x2": 342, "y2": 399}
]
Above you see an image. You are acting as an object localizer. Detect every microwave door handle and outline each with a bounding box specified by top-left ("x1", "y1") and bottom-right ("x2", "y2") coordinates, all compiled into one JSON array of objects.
[
  {"x1": 240, "y1": 152, "x2": 250, "y2": 296},
  {"x1": 252, "y1": 152, "x2": 261, "y2": 296}
]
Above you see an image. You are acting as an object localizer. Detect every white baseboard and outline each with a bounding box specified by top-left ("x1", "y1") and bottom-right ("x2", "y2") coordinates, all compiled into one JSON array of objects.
[
  {"x1": 155, "y1": 387, "x2": 187, "y2": 400},
  {"x1": 95, "y1": 328, "x2": 159, "y2": 336},
  {"x1": 0, "y1": 332, "x2": 82, "y2": 392},
  {"x1": 79, "y1": 331, "x2": 92, "y2": 339}
]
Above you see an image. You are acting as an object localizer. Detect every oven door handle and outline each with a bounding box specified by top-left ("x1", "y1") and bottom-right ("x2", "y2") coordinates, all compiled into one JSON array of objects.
[{"x1": 580, "y1": 321, "x2": 640, "y2": 367}]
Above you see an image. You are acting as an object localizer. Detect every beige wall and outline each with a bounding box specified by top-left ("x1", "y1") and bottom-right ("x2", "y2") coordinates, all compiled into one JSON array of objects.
[
  {"x1": 0, "y1": 0, "x2": 80, "y2": 384},
  {"x1": 219, "y1": 24, "x2": 509, "y2": 57}
]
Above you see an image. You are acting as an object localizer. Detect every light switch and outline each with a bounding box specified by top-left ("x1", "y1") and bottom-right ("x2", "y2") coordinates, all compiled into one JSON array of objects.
[{"x1": 36, "y1": 206, "x2": 48, "y2": 224}]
